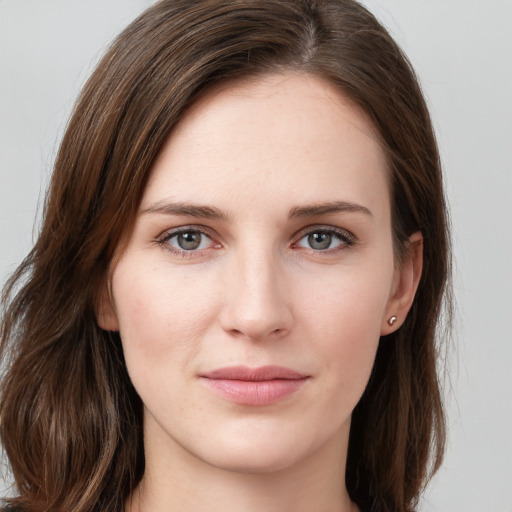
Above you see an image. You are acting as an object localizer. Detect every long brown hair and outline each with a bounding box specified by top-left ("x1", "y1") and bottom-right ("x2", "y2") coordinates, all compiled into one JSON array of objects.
[{"x1": 1, "y1": 1, "x2": 451, "y2": 511}]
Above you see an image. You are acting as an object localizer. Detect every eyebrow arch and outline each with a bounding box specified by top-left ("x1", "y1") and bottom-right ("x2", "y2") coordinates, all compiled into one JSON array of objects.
[
  {"x1": 289, "y1": 201, "x2": 372, "y2": 218},
  {"x1": 141, "y1": 201, "x2": 228, "y2": 220}
]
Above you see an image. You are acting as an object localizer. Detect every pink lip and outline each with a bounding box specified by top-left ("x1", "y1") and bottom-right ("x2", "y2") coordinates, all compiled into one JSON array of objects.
[{"x1": 200, "y1": 365, "x2": 309, "y2": 406}]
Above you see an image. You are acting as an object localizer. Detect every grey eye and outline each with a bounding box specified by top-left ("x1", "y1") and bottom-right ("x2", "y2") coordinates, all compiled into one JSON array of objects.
[
  {"x1": 307, "y1": 232, "x2": 333, "y2": 250},
  {"x1": 295, "y1": 229, "x2": 350, "y2": 251},
  {"x1": 176, "y1": 231, "x2": 203, "y2": 250},
  {"x1": 166, "y1": 230, "x2": 213, "y2": 251}
]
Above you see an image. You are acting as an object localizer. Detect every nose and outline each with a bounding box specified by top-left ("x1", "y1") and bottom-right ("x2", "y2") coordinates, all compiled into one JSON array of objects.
[{"x1": 219, "y1": 247, "x2": 294, "y2": 341}]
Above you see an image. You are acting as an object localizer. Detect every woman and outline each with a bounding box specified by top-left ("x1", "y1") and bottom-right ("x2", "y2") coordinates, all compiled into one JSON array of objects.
[{"x1": 0, "y1": 1, "x2": 451, "y2": 511}]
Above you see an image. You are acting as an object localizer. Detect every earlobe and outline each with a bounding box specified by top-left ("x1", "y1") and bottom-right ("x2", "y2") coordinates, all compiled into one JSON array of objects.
[
  {"x1": 381, "y1": 232, "x2": 423, "y2": 335},
  {"x1": 95, "y1": 281, "x2": 119, "y2": 331}
]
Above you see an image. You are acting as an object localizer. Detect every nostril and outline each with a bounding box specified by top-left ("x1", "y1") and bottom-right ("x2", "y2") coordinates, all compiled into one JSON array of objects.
[{"x1": 227, "y1": 325, "x2": 288, "y2": 341}]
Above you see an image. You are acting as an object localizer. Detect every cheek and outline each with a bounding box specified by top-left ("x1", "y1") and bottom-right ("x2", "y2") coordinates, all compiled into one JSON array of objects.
[
  {"x1": 110, "y1": 259, "x2": 220, "y2": 384},
  {"x1": 298, "y1": 265, "x2": 392, "y2": 391},
  {"x1": 301, "y1": 265, "x2": 391, "y2": 337}
]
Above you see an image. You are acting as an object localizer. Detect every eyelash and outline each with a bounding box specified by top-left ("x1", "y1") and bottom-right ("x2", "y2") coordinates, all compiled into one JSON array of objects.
[
  {"x1": 292, "y1": 225, "x2": 357, "y2": 253},
  {"x1": 154, "y1": 224, "x2": 357, "y2": 258},
  {"x1": 155, "y1": 226, "x2": 220, "y2": 258}
]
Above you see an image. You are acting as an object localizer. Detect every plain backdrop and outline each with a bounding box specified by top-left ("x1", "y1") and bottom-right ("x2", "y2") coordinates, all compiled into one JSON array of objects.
[{"x1": 1, "y1": 1, "x2": 511, "y2": 510}]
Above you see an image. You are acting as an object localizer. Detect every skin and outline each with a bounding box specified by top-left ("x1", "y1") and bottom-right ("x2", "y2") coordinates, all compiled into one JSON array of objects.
[{"x1": 98, "y1": 73, "x2": 422, "y2": 512}]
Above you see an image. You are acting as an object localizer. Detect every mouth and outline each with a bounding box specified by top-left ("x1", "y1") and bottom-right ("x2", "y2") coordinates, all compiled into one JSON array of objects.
[{"x1": 199, "y1": 365, "x2": 310, "y2": 406}]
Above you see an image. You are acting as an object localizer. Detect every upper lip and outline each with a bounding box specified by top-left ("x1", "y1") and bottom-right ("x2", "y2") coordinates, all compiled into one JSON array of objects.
[{"x1": 200, "y1": 365, "x2": 308, "y2": 381}]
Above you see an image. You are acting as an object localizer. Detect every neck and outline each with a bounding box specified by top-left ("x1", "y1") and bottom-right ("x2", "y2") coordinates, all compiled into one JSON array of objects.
[{"x1": 126, "y1": 414, "x2": 358, "y2": 512}]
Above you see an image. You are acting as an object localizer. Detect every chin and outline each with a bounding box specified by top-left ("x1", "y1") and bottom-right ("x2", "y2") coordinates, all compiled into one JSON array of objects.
[
  {"x1": 189, "y1": 419, "x2": 342, "y2": 476},
  {"x1": 199, "y1": 443, "x2": 306, "y2": 475}
]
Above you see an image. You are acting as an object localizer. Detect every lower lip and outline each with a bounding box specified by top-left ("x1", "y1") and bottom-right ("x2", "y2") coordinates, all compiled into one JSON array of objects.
[{"x1": 200, "y1": 377, "x2": 308, "y2": 406}]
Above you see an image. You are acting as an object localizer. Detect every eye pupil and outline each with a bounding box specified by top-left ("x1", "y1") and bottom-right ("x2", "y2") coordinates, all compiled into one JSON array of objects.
[
  {"x1": 308, "y1": 232, "x2": 332, "y2": 250},
  {"x1": 177, "y1": 232, "x2": 202, "y2": 250}
]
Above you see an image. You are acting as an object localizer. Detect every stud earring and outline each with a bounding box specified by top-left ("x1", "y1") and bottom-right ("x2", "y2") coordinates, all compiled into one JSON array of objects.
[{"x1": 388, "y1": 316, "x2": 397, "y2": 326}]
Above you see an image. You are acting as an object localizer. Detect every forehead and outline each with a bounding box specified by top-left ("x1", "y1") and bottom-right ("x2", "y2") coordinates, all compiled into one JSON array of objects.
[{"x1": 144, "y1": 73, "x2": 389, "y2": 219}]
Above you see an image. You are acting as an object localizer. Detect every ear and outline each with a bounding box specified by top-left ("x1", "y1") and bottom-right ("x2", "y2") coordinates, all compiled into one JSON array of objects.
[
  {"x1": 381, "y1": 231, "x2": 423, "y2": 335},
  {"x1": 95, "y1": 281, "x2": 119, "y2": 331}
]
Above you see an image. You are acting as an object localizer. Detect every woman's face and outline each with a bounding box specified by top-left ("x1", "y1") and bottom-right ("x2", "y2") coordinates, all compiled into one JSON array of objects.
[{"x1": 100, "y1": 73, "x2": 413, "y2": 475}]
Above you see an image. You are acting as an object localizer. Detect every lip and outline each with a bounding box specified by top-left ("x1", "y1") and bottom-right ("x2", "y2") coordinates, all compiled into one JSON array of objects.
[{"x1": 199, "y1": 365, "x2": 310, "y2": 406}]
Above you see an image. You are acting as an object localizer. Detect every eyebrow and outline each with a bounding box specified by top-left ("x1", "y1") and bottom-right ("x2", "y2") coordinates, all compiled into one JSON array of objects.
[
  {"x1": 140, "y1": 201, "x2": 228, "y2": 220},
  {"x1": 141, "y1": 200, "x2": 372, "y2": 221},
  {"x1": 288, "y1": 201, "x2": 372, "y2": 218}
]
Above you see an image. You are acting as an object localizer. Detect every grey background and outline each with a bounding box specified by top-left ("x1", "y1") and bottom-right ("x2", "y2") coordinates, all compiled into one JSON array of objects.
[{"x1": 1, "y1": 1, "x2": 511, "y2": 510}]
